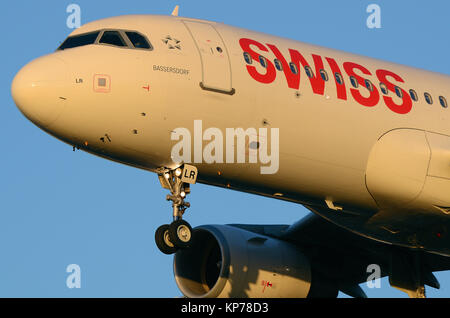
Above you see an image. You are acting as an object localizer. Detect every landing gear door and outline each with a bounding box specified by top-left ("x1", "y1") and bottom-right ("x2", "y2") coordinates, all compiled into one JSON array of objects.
[{"x1": 183, "y1": 21, "x2": 234, "y2": 95}]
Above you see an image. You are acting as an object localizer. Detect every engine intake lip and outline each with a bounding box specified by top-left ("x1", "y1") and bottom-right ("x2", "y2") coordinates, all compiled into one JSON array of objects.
[{"x1": 173, "y1": 226, "x2": 231, "y2": 298}]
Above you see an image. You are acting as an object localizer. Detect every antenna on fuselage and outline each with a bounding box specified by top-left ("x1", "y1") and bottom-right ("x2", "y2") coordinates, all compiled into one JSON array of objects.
[{"x1": 171, "y1": 5, "x2": 179, "y2": 16}]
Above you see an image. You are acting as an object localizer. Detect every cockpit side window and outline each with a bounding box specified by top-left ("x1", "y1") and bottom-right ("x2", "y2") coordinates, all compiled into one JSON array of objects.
[
  {"x1": 125, "y1": 32, "x2": 151, "y2": 49},
  {"x1": 99, "y1": 31, "x2": 127, "y2": 47},
  {"x1": 58, "y1": 31, "x2": 100, "y2": 50}
]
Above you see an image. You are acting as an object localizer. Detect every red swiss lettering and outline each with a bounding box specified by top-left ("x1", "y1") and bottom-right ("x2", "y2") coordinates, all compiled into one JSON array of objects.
[
  {"x1": 326, "y1": 57, "x2": 347, "y2": 100},
  {"x1": 239, "y1": 38, "x2": 411, "y2": 116},
  {"x1": 376, "y1": 69, "x2": 412, "y2": 114},
  {"x1": 266, "y1": 44, "x2": 299, "y2": 89},
  {"x1": 267, "y1": 45, "x2": 325, "y2": 95},
  {"x1": 239, "y1": 38, "x2": 276, "y2": 84},
  {"x1": 343, "y1": 62, "x2": 379, "y2": 107},
  {"x1": 289, "y1": 49, "x2": 325, "y2": 95}
]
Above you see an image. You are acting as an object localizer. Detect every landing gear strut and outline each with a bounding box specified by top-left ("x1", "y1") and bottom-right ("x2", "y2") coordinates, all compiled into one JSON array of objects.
[{"x1": 154, "y1": 165, "x2": 198, "y2": 255}]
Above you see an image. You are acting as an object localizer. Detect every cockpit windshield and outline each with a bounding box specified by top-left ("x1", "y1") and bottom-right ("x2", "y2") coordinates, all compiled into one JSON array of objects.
[
  {"x1": 57, "y1": 29, "x2": 152, "y2": 51},
  {"x1": 99, "y1": 31, "x2": 127, "y2": 47},
  {"x1": 58, "y1": 31, "x2": 100, "y2": 50}
]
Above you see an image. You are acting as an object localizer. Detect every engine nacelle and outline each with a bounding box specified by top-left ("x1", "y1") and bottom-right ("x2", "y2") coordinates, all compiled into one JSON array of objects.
[{"x1": 173, "y1": 225, "x2": 312, "y2": 298}]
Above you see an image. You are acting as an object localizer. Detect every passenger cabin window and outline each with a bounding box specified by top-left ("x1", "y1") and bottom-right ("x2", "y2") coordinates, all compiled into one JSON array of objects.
[
  {"x1": 380, "y1": 83, "x2": 388, "y2": 95},
  {"x1": 365, "y1": 79, "x2": 374, "y2": 92},
  {"x1": 58, "y1": 31, "x2": 100, "y2": 50},
  {"x1": 259, "y1": 56, "x2": 267, "y2": 68},
  {"x1": 350, "y1": 76, "x2": 358, "y2": 88},
  {"x1": 409, "y1": 89, "x2": 418, "y2": 102},
  {"x1": 395, "y1": 86, "x2": 403, "y2": 98},
  {"x1": 425, "y1": 93, "x2": 433, "y2": 105},
  {"x1": 335, "y1": 73, "x2": 344, "y2": 85},
  {"x1": 125, "y1": 32, "x2": 151, "y2": 49},
  {"x1": 319, "y1": 69, "x2": 328, "y2": 81},
  {"x1": 289, "y1": 62, "x2": 298, "y2": 74},
  {"x1": 274, "y1": 59, "x2": 283, "y2": 71},
  {"x1": 243, "y1": 52, "x2": 252, "y2": 64},
  {"x1": 439, "y1": 96, "x2": 447, "y2": 108},
  {"x1": 99, "y1": 31, "x2": 127, "y2": 47},
  {"x1": 304, "y1": 66, "x2": 314, "y2": 78}
]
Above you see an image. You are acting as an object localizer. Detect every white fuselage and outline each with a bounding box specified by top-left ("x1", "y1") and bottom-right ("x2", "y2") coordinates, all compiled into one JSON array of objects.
[{"x1": 12, "y1": 15, "x2": 450, "y2": 255}]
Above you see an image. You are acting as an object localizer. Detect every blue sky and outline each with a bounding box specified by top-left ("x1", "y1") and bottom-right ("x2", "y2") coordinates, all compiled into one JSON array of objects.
[{"x1": 1, "y1": 0, "x2": 449, "y2": 298}]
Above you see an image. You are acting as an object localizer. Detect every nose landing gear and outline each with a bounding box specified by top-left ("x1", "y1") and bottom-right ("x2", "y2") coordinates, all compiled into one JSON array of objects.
[{"x1": 154, "y1": 165, "x2": 198, "y2": 255}]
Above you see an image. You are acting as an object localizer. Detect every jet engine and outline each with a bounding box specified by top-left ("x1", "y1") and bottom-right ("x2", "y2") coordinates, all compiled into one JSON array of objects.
[{"x1": 173, "y1": 225, "x2": 315, "y2": 298}]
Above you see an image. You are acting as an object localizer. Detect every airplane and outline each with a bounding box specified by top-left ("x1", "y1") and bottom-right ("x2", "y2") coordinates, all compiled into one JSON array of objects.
[{"x1": 10, "y1": 7, "x2": 450, "y2": 298}]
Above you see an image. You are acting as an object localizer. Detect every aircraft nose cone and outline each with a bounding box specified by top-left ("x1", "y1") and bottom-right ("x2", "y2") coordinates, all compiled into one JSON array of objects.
[{"x1": 12, "y1": 55, "x2": 69, "y2": 128}]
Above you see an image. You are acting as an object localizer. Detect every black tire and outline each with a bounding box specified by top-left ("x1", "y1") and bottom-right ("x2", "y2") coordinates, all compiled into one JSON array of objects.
[
  {"x1": 155, "y1": 224, "x2": 178, "y2": 255},
  {"x1": 169, "y1": 220, "x2": 192, "y2": 248}
]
